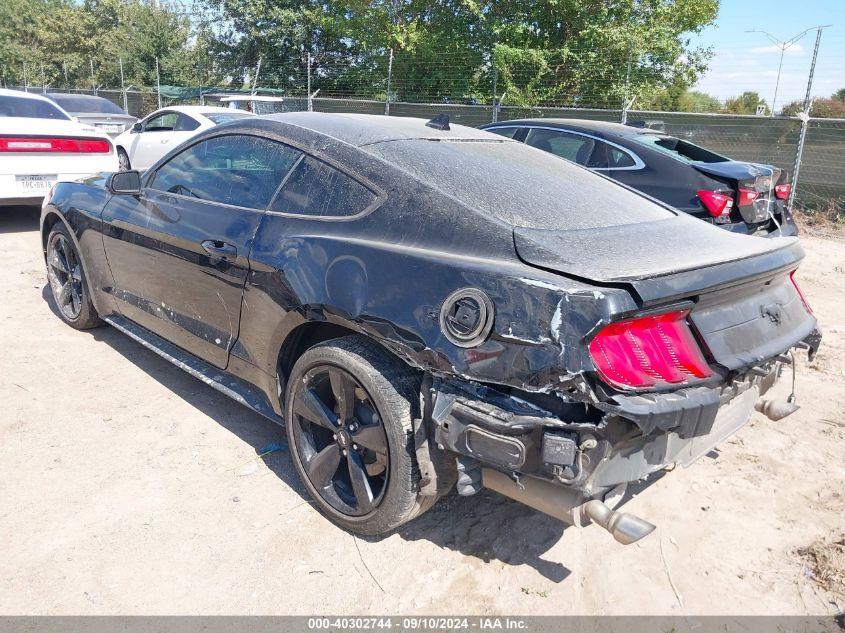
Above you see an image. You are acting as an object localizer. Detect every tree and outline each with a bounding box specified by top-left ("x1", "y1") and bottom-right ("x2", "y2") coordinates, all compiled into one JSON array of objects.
[
  {"x1": 723, "y1": 91, "x2": 768, "y2": 115},
  {"x1": 781, "y1": 94, "x2": 845, "y2": 118},
  {"x1": 198, "y1": 0, "x2": 719, "y2": 106},
  {"x1": 0, "y1": 0, "x2": 217, "y2": 90}
]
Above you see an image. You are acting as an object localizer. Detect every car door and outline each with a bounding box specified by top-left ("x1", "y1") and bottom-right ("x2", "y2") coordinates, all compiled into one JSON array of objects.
[
  {"x1": 127, "y1": 112, "x2": 201, "y2": 170},
  {"x1": 101, "y1": 133, "x2": 303, "y2": 368}
]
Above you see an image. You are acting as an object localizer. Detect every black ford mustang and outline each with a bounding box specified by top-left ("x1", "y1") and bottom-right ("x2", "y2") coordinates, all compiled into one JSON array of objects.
[
  {"x1": 41, "y1": 113, "x2": 820, "y2": 543},
  {"x1": 481, "y1": 118, "x2": 797, "y2": 237}
]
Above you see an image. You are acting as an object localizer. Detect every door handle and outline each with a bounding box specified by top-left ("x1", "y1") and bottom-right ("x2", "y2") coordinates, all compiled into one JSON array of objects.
[{"x1": 201, "y1": 240, "x2": 237, "y2": 259}]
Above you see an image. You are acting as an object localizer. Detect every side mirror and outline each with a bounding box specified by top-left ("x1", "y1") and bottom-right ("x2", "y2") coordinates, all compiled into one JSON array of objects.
[
  {"x1": 108, "y1": 170, "x2": 142, "y2": 195},
  {"x1": 131, "y1": 122, "x2": 143, "y2": 133}
]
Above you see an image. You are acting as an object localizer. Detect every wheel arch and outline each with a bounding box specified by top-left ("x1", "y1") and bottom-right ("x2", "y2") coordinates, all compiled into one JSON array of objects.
[{"x1": 273, "y1": 319, "x2": 421, "y2": 403}]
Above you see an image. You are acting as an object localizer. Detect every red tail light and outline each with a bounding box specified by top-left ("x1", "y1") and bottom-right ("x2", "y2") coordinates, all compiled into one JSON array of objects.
[
  {"x1": 697, "y1": 189, "x2": 733, "y2": 218},
  {"x1": 775, "y1": 183, "x2": 791, "y2": 200},
  {"x1": 738, "y1": 187, "x2": 760, "y2": 207},
  {"x1": 790, "y1": 271, "x2": 813, "y2": 315},
  {"x1": 588, "y1": 310, "x2": 712, "y2": 390},
  {"x1": 0, "y1": 136, "x2": 111, "y2": 153}
]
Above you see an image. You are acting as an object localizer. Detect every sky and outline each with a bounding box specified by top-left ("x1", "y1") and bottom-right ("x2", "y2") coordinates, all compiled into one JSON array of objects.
[{"x1": 691, "y1": 0, "x2": 845, "y2": 110}]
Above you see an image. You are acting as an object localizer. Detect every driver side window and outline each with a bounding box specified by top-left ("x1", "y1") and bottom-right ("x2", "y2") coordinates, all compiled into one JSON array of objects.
[
  {"x1": 144, "y1": 112, "x2": 179, "y2": 132},
  {"x1": 148, "y1": 135, "x2": 302, "y2": 209}
]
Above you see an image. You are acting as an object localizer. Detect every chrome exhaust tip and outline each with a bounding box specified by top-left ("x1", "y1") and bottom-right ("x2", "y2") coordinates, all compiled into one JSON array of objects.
[{"x1": 582, "y1": 500, "x2": 656, "y2": 545}]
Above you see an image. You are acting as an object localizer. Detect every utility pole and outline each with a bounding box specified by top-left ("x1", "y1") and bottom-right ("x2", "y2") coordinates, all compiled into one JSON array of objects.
[
  {"x1": 23, "y1": 61, "x2": 28, "y2": 92},
  {"x1": 89, "y1": 58, "x2": 96, "y2": 94},
  {"x1": 385, "y1": 48, "x2": 394, "y2": 116},
  {"x1": 62, "y1": 61, "x2": 68, "y2": 88},
  {"x1": 251, "y1": 56, "x2": 262, "y2": 95},
  {"x1": 307, "y1": 52, "x2": 312, "y2": 111},
  {"x1": 40, "y1": 61, "x2": 46, "y2": 93},
  {"x1": 621, "y1": 46, "x2": 633, "y2": 124},
  {"x1": 746, "y1": 26, "x2": 824, "y2": 116},
  {"x1": 787, "y1": 25, "x2": 830, "y2": 212},
  {"x1": 119, "y1": 58, "x2": 128, "y2": 112},
  {"x1": 491, "y1": 67, "x2": 498, "y2": 123},
  {"x1": 155, "y1": 57, "x2": 162, "y2": 109}
]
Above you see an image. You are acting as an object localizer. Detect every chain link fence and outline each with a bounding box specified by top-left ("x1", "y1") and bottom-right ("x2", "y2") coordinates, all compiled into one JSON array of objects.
[{"x1": 5, "y1": 81, "x2": 843, "y2": 216}]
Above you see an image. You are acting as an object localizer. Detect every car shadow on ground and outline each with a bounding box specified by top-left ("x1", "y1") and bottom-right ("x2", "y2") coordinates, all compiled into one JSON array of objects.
[
  {"x1": 0, "y1": 205, "x2": 41, "y2": 234},
  {"x1": 43, "y1": 284, "x2": 589, "y2": 582}
]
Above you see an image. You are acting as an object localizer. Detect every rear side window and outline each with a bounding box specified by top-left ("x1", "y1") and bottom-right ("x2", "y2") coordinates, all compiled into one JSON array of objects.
[
  {"x1": 203, "y1": 112, "x2": 253, "y2": 125},
  {"x1": 488, "y1": 127, "x2": 521, "y2": 139},
  {"x1": 587, "y1": 142, "x2": 637, "y2": 169},
  {"x1": 270, "y1": 156, "x2": 376, "y2": 218},
  {"x1": 0, "y1": 95, "x2": 69, "y2": 120},
  {"x1": 525, "y1": 128, "x2": 595, "y2": 165},
  {"x1": 174, "y1": 114, "x2": 200, "y2": 132},
  {"x1": 149, "y1": 134, "x2": 302, "y2": 209}
]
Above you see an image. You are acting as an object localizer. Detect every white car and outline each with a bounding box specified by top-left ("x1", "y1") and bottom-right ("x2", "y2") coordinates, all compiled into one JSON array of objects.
[
  {"x1": 114, "y1": 105, "x2": 253, "y2": 171},
  {"x1": 0, "y1": 89, "x2": 118, "y2": 207}
]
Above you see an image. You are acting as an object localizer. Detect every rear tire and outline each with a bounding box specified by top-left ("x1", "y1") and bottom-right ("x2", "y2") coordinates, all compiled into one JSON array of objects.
[
  {"x1": 285, "y1": 335, "x2": 437, "y2": 535},
  {"x1": 45, "y1": 224, "x2": 102, "y2": 330}
]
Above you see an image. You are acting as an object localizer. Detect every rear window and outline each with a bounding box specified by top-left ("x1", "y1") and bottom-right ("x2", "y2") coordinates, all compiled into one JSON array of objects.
[
  {"x1": 366, "y1": 139, "x2": 673, "y2": 231},
  {"x1": 48, "y1": 95, "x2": 125, "y2": 115},
  {"x1": 631, "y1": 134, "x2": 728, "y2": 164},
  {"x1": 0, "y1": 95, "x2": 70, "y2": 120},
  {"x1": 270, "y1": 156, "x2": 376, "y2": 218},
  {"x1": 203, "y1": 112, "x2": 254, "y2": 125}
]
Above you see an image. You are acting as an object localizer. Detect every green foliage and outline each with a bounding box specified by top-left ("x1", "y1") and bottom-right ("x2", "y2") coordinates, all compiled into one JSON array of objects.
[
  {"x1": 781, "y1": 93, "x2": 845, "y2": 119},
  {"x1": 0, "y1": 0, "x2": 217, "y2": 89},
  {"x1": 723, "y1": 91, "x2": 768, "y2": 115},
  {"x1": 201, "y1": 0, "x2": 719, "y2": 106},
  {"x1": 1, "y1": 0, "x2": 720, "y2": 108}
]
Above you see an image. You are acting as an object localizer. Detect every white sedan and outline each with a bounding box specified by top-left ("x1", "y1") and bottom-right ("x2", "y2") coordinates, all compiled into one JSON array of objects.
[
  {"x1": 0, "y1": 89, "x2": 118, "y2": 206},
  {"x1": 114, "y1": 105, "x2": 253, "y2": 171}
]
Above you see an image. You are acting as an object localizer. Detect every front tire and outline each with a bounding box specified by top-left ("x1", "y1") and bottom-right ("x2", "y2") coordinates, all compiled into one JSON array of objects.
[
  {"x1": 46, "y1": 224, "x2": 102, "y2": 330},
  {"x1": 285, "y1": 336, "x2": 436, "y2": 535},
  {"x1": 117, "y1": 148, "x2": 131, "y2": 172}
]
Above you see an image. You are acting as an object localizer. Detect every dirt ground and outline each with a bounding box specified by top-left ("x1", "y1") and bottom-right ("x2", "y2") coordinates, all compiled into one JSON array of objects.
[{"x1": 1, "y1": 205, "x2": 843, "y2": 616}]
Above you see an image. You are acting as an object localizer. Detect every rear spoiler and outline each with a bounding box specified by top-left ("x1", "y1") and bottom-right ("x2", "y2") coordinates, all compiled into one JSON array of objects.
[{"x1": 627, "y1": 239, "x2": 804, "y2": 305}]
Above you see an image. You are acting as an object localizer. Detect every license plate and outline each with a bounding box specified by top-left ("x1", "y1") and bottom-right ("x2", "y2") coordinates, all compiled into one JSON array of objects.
[
  {"x1": 16, "y1": 175, "x2": 57, "y2": 192},
  {"x1": 98, "y1": 124, "x2": 124, "y2": 133}
]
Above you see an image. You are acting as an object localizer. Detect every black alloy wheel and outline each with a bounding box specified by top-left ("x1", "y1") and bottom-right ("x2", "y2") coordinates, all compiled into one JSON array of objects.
[
  {"x1": 285, "y1": 336, "x2": 442, "y2": 534},
  {"x1": 45, "y1": 225, "x2": 101, "y2": 329},
  {"x1": 291, "y1": 365, "x2": 390, "y2": 516}
]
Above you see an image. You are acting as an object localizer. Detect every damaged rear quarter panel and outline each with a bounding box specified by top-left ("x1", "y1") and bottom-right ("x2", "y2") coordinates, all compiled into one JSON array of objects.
[{"x1": 236, "y1": 152, "x2": 638, "y2": 395}]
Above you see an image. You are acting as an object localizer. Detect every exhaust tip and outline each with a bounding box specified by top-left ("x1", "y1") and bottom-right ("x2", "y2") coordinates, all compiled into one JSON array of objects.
[
  {"x1": 606, "y1": 512, "x2": 657, "y2": 545},
  {"x1": 582, "y1": 499, "x2": 656, "y2": 545},
  {"x1": 755, "y1": 398, "x2": 800, "y2": 421}
]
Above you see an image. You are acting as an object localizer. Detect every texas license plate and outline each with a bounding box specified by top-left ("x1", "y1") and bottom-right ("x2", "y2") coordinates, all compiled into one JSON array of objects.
[{"x1": 16, "y1": 175, "x2": 57, "y2": 191}]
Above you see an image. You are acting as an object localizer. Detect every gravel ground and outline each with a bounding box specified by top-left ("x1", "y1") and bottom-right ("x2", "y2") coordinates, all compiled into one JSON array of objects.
[{"x1": 1, "y1": 205, "x2": 843, "y2": 615}]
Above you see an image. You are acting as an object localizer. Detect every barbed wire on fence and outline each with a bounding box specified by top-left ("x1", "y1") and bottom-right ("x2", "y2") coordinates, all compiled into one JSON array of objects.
[{"x1": 1, "y1": 48, "x2": 842, "y2": 214}]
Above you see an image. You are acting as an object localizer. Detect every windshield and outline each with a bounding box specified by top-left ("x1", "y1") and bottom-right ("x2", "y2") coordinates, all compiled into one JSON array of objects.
[
  {"x1": 367, "y1": 139, "x2": 673, "y2": 231},
  {"x1": 630, "y1": 133, "x2": 728, "y2": 164},
  {"x1": 203, "y1": 112, "x2": 254, "y2": 125},
  {"x1": 49, "y1": 95, "x2": 126, "y2": 115},
  {"x1": 0, "y1": 95, "x2": 70, "y2": 120}
]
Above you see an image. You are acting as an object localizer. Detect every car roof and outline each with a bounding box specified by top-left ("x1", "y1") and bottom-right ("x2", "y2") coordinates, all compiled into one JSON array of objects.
[
  {"x1": 0, "y1": 88, "x2": 55, "y2": 103},
  {"x1": 485, "y1": 118, "x2": 659, "y2": 140},
  {"x1": 263, "y1": 111, "x2": 500, "y2": 147},
  {"x1": 45, "y1": 92, "x2": 112, "y2": 101},
  {"x1": 170, "y1": 105, "x2": 252, "y2": 115}
]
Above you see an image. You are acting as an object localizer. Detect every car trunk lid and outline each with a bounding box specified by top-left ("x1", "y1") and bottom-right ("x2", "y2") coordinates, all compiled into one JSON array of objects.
[
  {"x1": 692, "y1": 161, "x2": 783, "y2": 224},
  {"x1": 515, "y1": 217, "x2": 816, "y2": 371}
]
